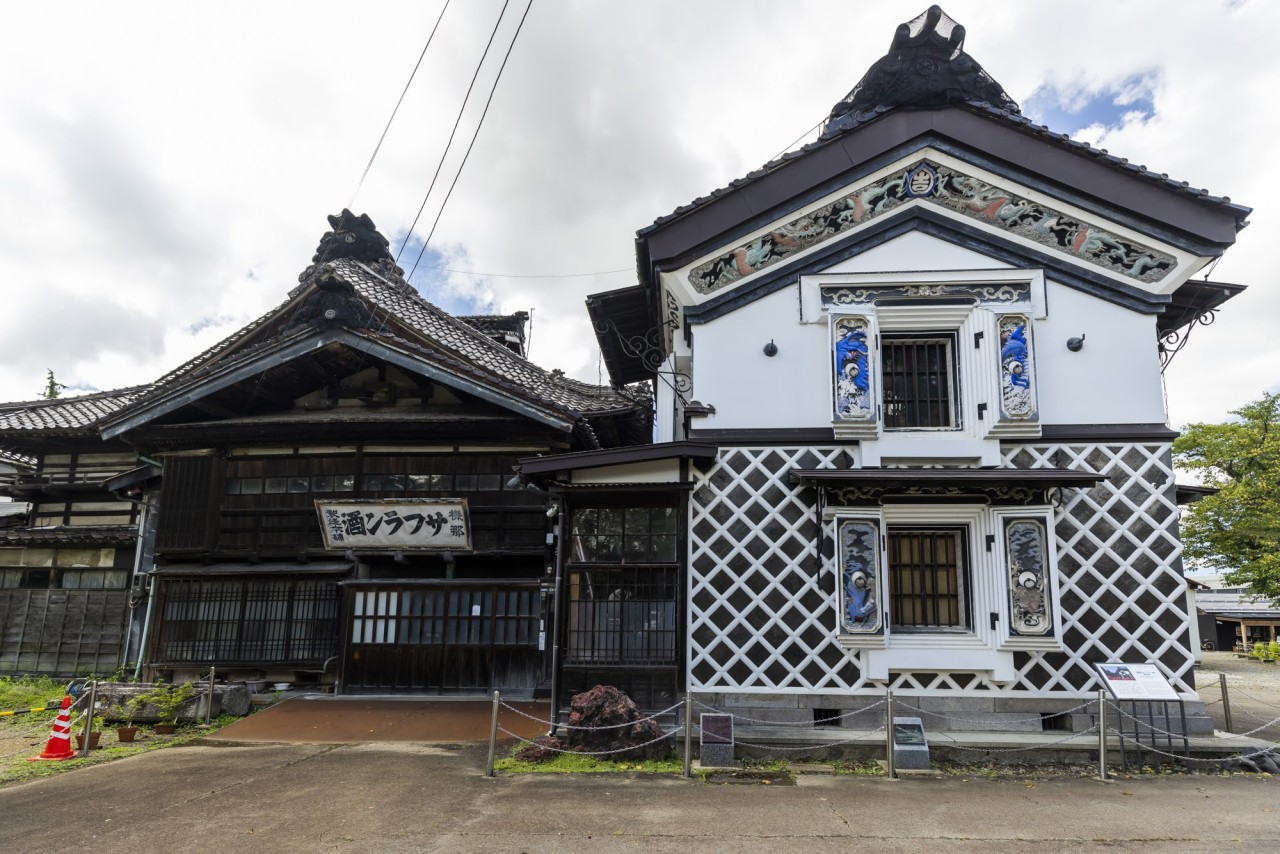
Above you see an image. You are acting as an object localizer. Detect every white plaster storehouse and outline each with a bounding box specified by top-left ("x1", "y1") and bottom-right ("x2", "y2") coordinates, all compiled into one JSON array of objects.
[{"x1": 522, "y1": 7, "x2": 1251, "y2": 732}]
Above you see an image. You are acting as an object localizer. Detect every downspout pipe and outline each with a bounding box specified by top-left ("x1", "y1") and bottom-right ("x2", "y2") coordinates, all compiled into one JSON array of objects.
[{"x1": 546, "y1": 494, "x2": 567, "y2": 735}]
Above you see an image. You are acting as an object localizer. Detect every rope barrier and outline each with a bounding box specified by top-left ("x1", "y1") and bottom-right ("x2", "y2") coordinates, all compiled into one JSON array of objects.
[
  {"x1": 497, "y1": 698, "x2": 685, "y2": 730},
  {"x1": 1108, "y1": 730, "x2": 1280, "y2": 765},
  {"x1": 692, "y1": 697, "x2": 887, "y2": 726},
  {"x1": 496, "y1": 725, "x2": 681, "y2": 757},
  {"x1": 1108, "y1": 701, "x2": 1280, "y2": 741},
  {"x1": 1231, "y1": 688, "x2": 1280, "y2": 709}
]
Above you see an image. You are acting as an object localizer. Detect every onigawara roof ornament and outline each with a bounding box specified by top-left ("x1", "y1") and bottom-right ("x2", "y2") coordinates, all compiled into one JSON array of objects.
[
  {"x1": 822, "y1": 5, "x2": 1019, "y2": 139},
  {"x1": 298, "y1": 208, "x2": 407, "y2": 289}
]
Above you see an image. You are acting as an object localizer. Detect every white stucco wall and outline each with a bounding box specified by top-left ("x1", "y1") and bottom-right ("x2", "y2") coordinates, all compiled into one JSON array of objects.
[{"x1": 688, "y1": 230, "x2": 1169, "y2": 431}]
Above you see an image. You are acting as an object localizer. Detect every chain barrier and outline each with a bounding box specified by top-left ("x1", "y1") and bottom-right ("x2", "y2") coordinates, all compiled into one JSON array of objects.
[
  {"x1": 941, "y1": 726, "x2": 1099, "y2": 754},
  {"x1": 496, "y1": 698, "x2": 685, "y2": 731},
  {"x1": 893, "y1": 699, "x2": 1093, "y2": 728},
  {"x1": 692, "y1": 697, "x2": 887, "y2": 727},
  {"x1": 0, "y1": 719, "x2": 58, "y2": 761},
  {"x1": 496, "y1": 724, "x2": 682, "y2": 757},
  {"x1": 1230, "y1": 705, "x2": 1280, "y2": 727}
]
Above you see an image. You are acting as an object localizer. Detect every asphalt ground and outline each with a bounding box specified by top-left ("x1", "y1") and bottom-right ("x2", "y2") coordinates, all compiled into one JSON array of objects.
[{"x1": 0, "y1": 739, "x2": 1276, "y2": 853}]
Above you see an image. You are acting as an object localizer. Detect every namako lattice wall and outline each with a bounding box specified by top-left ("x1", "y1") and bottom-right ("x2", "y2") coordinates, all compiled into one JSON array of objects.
[{"x1": 687, "y1": 443, "x2": 1194, "y2": 697}]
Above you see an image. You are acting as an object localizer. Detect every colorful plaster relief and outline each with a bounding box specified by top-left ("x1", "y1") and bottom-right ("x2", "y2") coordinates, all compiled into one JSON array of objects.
[
  {"x1": 839, "y1": 519, "x2": 882, "y2": 635},
  {"x1": 998, "y1": 314, "x2": 1037, "y2": 420},
  {"x1": 832, "y1": 316, "x2": 873, "y2": 422},
  {"x1": 822, "y1": 282, "x2": 1029, "y2": 307},
  {"x1": 688, "y1": 160, "x2": 1175, "y2": 294},
  {"x1": 1005, "y1": 518, "x2": 1053, "y2": 636}
]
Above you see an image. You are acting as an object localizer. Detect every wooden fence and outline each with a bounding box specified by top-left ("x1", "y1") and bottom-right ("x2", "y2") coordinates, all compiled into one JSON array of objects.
[{"x1": 0, "y1": 589, "x2": 130, "y2": 675}]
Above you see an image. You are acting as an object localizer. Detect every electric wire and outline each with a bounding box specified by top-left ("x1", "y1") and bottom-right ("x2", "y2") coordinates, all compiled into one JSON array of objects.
[
  {"x1": 348, "y1": 0, "x2": 453, "y2": 208},
  {"x1": 406, "y1": 0, "x2": 535, "y2": 284},
  {"x1": 768, "y1": 119, "x2": 824, "y2": 164},
  {"x1": 413, "y1": 264, "x2": 631, "y2": 280},
  {"x1": 396, "y1": 0, "x2": 515, "y2": 262}
]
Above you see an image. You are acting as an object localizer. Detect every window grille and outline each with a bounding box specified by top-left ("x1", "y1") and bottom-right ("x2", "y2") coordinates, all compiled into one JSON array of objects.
[
  {"x1": 887, "y1": 528, "x2": 968, "y2": 630},
  {"x1": 152, "y1": 576, "x2": 340, "y2": 664},
  {"x1": 569, "y1": 507, "x2": 677, "y2": 564},
  {"x1": 565, "y1": 567, "x2": 678, "y2": 666},
  {"x1": 882, "y1": 337, "x2": 955, "y2": 428}
]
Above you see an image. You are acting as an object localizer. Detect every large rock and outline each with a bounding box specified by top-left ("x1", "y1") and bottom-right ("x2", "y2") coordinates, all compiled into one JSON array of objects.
[
  {"x1": 562, "y1": 685, "x2": 671, "y2": 761},
  {"x1": 88, "y1": 683, "x2": 251, "y2": 721}
]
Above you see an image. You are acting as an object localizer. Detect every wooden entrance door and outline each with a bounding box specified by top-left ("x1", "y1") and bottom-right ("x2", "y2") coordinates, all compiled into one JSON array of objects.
[{"x1": 339, "y1": 581, "x2": 543, "y2": 695}]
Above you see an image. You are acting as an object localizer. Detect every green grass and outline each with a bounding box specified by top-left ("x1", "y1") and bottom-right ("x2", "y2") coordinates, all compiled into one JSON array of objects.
[
  {"x1": 0, "y1": 676, "x2": 67, "y2": 713},
  {"x1": 0, "y1": 715, "x2": 239, "y2": 788},
  {"x1": 495, "y1": 749, "x2": 686, "y2": 774}
]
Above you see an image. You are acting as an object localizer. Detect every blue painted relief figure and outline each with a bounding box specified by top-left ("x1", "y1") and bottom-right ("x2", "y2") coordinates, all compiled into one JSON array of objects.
[
  {"x1": 998, "y1": 315, "x2": 1036, "y2": 420},
  {"x1": 833, "y1": 317, "x2": 872, "y2": 420},
  {"x1": 839, "y1": 520, "x2": 880, "y2": 634}
]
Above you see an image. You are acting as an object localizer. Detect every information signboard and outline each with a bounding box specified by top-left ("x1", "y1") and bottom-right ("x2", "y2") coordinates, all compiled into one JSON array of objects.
[{"x1": 1094, "y1": 662, "x2": 1179, "y2": 701}]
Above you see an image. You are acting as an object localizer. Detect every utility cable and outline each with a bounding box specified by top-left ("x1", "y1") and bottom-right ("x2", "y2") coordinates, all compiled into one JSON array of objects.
[
  {"x1": 407, "y1": 0, "x2": 535, "y2": 283},
  {"x1": 396, "y1": 0, "x2": 515, "y2": 262},
  {"x1": 348, "y1": 0, "x2": 453, "y2": 208},
  {"x1": 414, "y1": 263, "x2": 631, "y2": 280}
]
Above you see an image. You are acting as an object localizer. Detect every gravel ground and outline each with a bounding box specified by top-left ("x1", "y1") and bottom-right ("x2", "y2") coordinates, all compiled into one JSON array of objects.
[{"x1": 1193, "y1": 652, "x2": 1280, "y2": 742}]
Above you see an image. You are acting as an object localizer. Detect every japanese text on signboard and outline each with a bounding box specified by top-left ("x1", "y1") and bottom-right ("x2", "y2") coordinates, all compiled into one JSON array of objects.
[{"x1": 315, "y1": 499, "x2": 471, "y2": 551}]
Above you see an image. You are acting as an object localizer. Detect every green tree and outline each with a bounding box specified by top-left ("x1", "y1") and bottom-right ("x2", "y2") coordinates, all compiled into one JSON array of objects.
[
  {"x1": 39, "y1": 369, "x2": 66, "y2": 400},
  {"x1": 1174, "y1": 392, "x2": 1280, "y2": 603}
]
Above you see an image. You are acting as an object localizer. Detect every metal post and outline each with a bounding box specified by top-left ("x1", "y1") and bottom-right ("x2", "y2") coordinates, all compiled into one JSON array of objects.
[
  {"x1": 485, "y1": 690, "x2": 501, "y2": 777},
  {"x1": 1097, "y1": 689, "x2": 1107, "y2": 780},
  {"x1": 204, "y1": 666, "x2": 216, "y2": 726},
  {"x1": 885, "y1": 688, "x2": 896, "y2": 780},
  {"x1": 80, "y1": 680, "x2": 98, "y2": 758},
  {"x1": 1219, "y1": 672, "x2": 1234, "y2": 732},
  {"x1": 683, "y1": 695, "x2": 692, "y2": 779}
]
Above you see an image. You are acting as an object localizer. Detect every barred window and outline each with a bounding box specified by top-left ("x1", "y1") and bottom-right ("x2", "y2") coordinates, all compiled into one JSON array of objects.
[
  {"x1": 881, "y1": 336, "x2": 957, "y2": 429},
  {"x1": 887, "y1": 527, "x2": 969, "y2": 630},
  {"x1": 569, "y1": 507, "x2": 677, "y2": 564}
]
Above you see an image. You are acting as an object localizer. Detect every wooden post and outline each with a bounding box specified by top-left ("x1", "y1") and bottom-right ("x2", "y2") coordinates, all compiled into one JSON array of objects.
[
  {"x1": 204, "y1": 666, "x2": 216, "y2": 726},
  {"x1": 485, "y1": 690, "x2": 500, "y2": 777},
  {"x1": 1219, "y1": 672, "x2": 1234, "y2": 732}
]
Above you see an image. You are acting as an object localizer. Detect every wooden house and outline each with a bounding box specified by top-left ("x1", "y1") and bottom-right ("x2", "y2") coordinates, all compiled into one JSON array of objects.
[
  {"x1": 531, "y1": 7, "x2": 1251, "y2": 731},
  {"x1": 0, "y1": 212, "x2": 648, "y2": 695}
]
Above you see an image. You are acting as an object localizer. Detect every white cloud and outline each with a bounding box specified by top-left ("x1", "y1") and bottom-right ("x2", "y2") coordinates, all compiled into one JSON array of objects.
[{"x1": 0, "y1": 0, "x2": 1272, "y2": 428}]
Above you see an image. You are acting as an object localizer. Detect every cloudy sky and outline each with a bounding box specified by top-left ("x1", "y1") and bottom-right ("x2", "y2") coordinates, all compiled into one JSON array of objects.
[{"x1": 0, "y1": 0, "x2": 1272, "y2": 429}]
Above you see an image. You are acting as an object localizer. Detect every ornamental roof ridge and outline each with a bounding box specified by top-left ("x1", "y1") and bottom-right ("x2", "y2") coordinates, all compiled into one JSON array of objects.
[{"x1": 0, "y1": 385, "x2": 149, "y2": 433}]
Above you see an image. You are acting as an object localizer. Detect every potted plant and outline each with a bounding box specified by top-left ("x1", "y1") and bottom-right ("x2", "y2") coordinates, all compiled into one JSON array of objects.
[
  {"x1": 140, "y1": 681, "x2": 196, "y2": 734},
  {"x1": 74, "y1": 714, "x2": 106, "y2": 750},
  {"x1": 115, "y1": 694, "x2": 141, "y2": 743}
]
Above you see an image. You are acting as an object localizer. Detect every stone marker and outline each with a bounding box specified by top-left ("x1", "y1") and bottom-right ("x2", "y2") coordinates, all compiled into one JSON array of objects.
[
  {"x1": 892, "y1": 716, "x2": 931, "y2": 770},
  {"x1": 700, "y1": 713, "x2": 735, "y2": 767}
]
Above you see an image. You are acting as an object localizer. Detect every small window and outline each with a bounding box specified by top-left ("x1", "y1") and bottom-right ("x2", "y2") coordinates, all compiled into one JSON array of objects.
[
  {"x1": 312, "y1": 475, "x2": 333, "y2": 493},
  {"x1": 264, "y1": 477, "x2": 288, "y2": 494},
  {"x1": 334, "y1": 475, "x2": 355, "y2": 492},
  {"x1": 882, "y1": 335, "x2": 957, "y2": 429},
  {"x1": 571, "y1": 506, "x2": 678, "y2": 564},
  {"x1": 888, "y1": 527, "x2": 968, "y2": 631}
]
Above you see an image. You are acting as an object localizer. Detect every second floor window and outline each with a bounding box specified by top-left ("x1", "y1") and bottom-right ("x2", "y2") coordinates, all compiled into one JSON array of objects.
[{"x1": 881, "y1": 335, "x2": 957, "y2": 429}]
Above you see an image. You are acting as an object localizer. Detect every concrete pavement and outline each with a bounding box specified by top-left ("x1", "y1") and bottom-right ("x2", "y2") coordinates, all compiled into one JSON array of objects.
[{"x1": 0, "y1": 739, "x2": 1276, "y2": 853}]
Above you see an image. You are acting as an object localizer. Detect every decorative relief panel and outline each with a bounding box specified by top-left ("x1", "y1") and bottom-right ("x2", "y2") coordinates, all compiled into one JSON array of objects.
[
  {"x1": 832, "y1": 315, "x2": 873, "y2": 422},
  {"x1": 822, "y1": 282, "x2": 1029, "y2": 307},
  {"x1": 838, "y1": 519, "x2": 882, "y2": 635},
  {"x1": 998, "y1": 315, "x2": 1037, "y2": 421},
  {"x1": 688, "y1": 159, "x2": 1175, "y2": 294},
  {"x1": 1005, "y1": 518, "x2": 1052, "y2": 636}
]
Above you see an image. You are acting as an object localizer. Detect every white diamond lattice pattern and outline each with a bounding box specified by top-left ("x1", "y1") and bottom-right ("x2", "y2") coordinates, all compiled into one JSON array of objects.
[{"x1": 688, "y1": 444, "x2": 1194, "y2": 697}]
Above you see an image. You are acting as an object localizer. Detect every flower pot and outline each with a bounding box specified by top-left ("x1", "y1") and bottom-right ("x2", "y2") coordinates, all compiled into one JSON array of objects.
[
  {"x1": 75, "y1": 732, "x2": 101, "y2": 750},
  {"x1": 116, "y1": 726, "x2": 139, "y2": 743},
  {"x1": 154, "y1": 723, "x2": 177, "y2": 735}
]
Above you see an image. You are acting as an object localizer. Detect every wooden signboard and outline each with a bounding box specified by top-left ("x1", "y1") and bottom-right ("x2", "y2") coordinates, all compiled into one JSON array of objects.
[{"x1": 315, "y1": 499, "x2": 471, "y2": 551}]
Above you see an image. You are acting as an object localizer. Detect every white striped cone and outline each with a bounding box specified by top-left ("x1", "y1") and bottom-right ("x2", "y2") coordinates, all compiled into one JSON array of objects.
[{"x1": 29, "y1": 696, "x2": 76, "y2": 761}]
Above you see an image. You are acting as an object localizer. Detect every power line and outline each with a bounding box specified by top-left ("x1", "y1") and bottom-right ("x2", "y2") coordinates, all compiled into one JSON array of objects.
[
  {"x1": 408, "y1": 0, "x2": 535, "y2": 283},
  {"x1": 348, "y1": 0, "x2": 453, "y2": 208},
  {"x1": 769, "y1": 119, "x2": 824, "y2": 164},
  {"x1": 396, "y1": 0, "x2": 514, "y2": 262}
]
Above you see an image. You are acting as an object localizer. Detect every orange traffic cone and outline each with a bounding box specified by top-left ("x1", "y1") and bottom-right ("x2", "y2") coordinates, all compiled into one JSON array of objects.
[{"x1": 28, "y1": 696, "x2": 76, "y2": 762}]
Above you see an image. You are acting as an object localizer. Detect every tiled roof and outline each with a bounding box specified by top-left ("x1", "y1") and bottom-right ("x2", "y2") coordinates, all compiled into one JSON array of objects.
[
  {"x1": 0, "y1": 524, "x2": 137, "y2": 546},
  {"x1": 112, "y1": 258, "x2": 638, "y2": 425},
  {"x1": 458, "y1": 312, "x2": 528, "y2": 336},
  {"x1": 646, "y1": 101, "x2": 1249, "y2": 232},
  {"x1": 0, "y1": 387, "x2": 147, "y2": 434}
]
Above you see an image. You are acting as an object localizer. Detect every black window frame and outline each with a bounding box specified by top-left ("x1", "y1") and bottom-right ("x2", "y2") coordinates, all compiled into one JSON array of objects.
[
  {"x1": 881, "y1": 332, "x2": 960, "y2": 430},
  {"x1": 886, "y1": 525, "x2": 971, "y2": 632}
]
